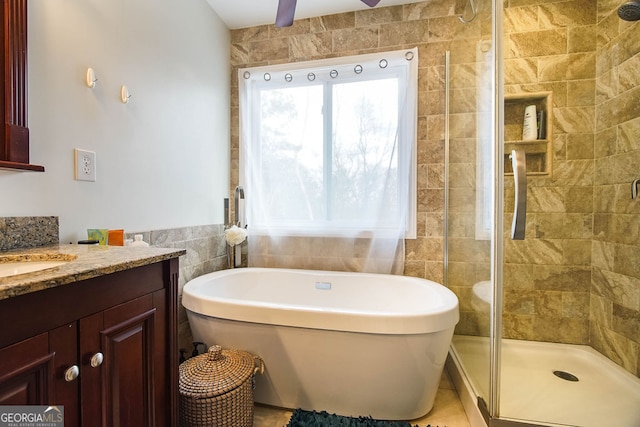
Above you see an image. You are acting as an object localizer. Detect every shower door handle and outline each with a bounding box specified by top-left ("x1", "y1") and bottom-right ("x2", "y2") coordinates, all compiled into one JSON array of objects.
[{"x1": 510, "y1": 149, "x2": 527, "y2": 240}]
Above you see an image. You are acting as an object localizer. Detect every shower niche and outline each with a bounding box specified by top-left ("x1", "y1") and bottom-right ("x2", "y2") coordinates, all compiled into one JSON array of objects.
[{"x1": 504, "y1": 91, "x2": 552, "y2": 175}]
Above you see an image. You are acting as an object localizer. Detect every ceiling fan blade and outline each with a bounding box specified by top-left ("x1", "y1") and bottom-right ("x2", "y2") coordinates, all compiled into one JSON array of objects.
[
  {"x1": 360, "y1": 0, "x2": 381, "y2": 6},
  {"x1": 275, "y1": 0, "x2": 297, "y2": 27}
]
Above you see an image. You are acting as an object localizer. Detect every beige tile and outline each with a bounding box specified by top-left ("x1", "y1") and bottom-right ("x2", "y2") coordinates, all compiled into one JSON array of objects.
[
  {"x1": 613, "y1": 303, "x2": 640, "y2": 343},
  {"x1": 562, "y1": 291, "x2": 590, "y2": 319},
  {"x1": 290, "y1": 33, "x2": 333, "y2": 58},
  {"x1": 428, "y1": 15, "x2": 480, "y2": 43},
  {"x1": 381, "y1": 19, "x2": 430, "y2": 47},
  {"x1": 533, "y1": 316, "x2": 589, "y2": 343},
  {"x1": 504, "y1": 58, "x2": 537, "y2": 84},
  {"x1": 590, "y1": 323, "x2": 639, "y2": 375},
  {"x1": 503, "y1": 313, "x2": 535, "y2": 340},
  {"x1": 618, "y1": 22, "x2": 640, "y2": 65},
  {"x1": 332, "y1": 26, "x2": 379, "y2": 52},
  {"x1": 539, "y1": 52, "x2": 596, "y2": 82},
  {"x1": 504, "y1": 5, "x2": 538, "y2": 33},
  {"x1": 568, "y1": 25, "x2": 597, "y2": 54},
  {"x1": 246, "y1": 38, "x2": 290, "y2": 63},
  {"x1": 506, "y1": 29, "x2": 567, "y2": 59},
  {"x1": 504, "y1": 288, "x2": 536, "y2": 315},
  {"x1": 567, "y1": 79, "x2": 596, "y2": 107},
  {"x1": 254, "y1": 405, "x2": 293, "y2": 427},
  {"x1": 405, "y1": 0, "x2": 459, "y2": 21},
  {"x1": 532, "y1": 265, "x2": 590, "y2": 292},
  {"x1": 253, "y1": 371, "x2": 471, "y2": 427},
  {"x1": 230, "y1": 25, "x2": 270, "y2": 44},
  {"x1": 310, "y1": 13, "x2": 356, "y2": 32},
  {"x1": 539, "y1": 0, "x2": 597, "y2": 28},
  {"x1": 356, "y1": 5, "x2": 403, "y2": 26},
  {"x1": 597, "y1": 86, "x2": 640, "y2": 130},
  {"x1": 409, "y1": 389, "x2": 471, "y2": 427},
  {"x1": 618, "y1": 115, "x2": 640, "y2": 153}
]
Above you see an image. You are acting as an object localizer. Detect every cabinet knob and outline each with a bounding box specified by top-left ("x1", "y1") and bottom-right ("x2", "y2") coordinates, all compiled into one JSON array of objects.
[
  {"x1": 64, "y1": 365, "x2": 80, "y2": 382},
  {"x1": 90, "y1": 352, "x2": 104, "y2": 368}
]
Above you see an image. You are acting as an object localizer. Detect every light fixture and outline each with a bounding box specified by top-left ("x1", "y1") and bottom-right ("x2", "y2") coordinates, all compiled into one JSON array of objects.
[
  {"x1": 120, "y1": 85, "x2": 131, "y2": 103},
  {"x1": 85, "y1": 68, "x2": 97, "y2": 88}
]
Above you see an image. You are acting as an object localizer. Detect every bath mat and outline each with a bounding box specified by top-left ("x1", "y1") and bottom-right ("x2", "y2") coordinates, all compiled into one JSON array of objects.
[{"x1": 286, "y1": 409, "x2": 430, "y2": 427}]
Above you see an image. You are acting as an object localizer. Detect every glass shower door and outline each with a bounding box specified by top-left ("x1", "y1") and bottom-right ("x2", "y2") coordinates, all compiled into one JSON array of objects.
[{"x1": 444, "y1": 1, "x2": 499, "y2": 416}]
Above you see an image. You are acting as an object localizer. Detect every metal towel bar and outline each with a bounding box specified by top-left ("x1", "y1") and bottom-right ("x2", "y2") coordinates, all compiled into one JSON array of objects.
[{"x1": 510, "y1": 149, "x2": 527, "y2": 240}]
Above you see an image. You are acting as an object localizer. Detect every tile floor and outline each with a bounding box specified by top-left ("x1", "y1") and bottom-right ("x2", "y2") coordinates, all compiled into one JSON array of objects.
[{"x1": 254, "y1": 369, "x2": 471, "y2": 427}]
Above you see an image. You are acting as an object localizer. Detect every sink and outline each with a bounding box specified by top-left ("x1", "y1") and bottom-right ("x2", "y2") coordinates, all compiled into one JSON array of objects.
[{"x1": 0, "y1": 253, "x2": 77, "y2": 278}]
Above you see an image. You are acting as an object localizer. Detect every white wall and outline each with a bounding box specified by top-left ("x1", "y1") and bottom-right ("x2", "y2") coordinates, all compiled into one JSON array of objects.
[{"x1": 0, "y1": 0, "x2": 230, "y2": 244}]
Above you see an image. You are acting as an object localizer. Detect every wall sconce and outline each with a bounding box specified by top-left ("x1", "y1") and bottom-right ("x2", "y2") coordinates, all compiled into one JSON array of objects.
[
  {"x1": 120, "y1": 85, "x2": 131, "y2": 103},
  {"x1": 85, "y1": 68, "x2": 97, "y2": 88}
]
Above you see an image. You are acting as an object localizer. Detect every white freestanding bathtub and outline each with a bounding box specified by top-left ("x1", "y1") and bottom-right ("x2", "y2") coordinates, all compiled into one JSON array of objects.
[{"x1": 182, "y1": 267, "x2": 459, "y2": 420}]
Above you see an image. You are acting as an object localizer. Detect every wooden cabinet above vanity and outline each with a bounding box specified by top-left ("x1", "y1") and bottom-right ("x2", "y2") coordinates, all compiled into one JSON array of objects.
[
  {"x1": 0, "y1": 245, "x2": 185, "y2": 426},
  {"x1": 0, "y1": 0, "x2": 44, "y2": 172}
]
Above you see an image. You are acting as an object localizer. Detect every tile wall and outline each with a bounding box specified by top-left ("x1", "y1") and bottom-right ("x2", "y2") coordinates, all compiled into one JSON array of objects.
[
  {"x1": 592, "y1": 0, "x2": 640, "y2": 376},
  {"x1": 138, "y1": 225, "x2": 229, "y2": 352},
  {"x1": 501, "y1": 0, "x2": 597, "y2": 345},
  {"x1": 501, "y1": 0, "x2": 640, "y2": 377}
]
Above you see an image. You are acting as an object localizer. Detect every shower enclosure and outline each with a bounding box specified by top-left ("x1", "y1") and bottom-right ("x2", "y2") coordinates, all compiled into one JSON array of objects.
[{"x1": 445, "y1": 0, "x2": 640, "y2": 426}]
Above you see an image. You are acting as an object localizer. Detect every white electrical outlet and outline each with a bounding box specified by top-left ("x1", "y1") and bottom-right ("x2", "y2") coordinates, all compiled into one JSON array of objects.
[{"x1": 74, "y1": 149, "x2": 96, "y2": 182}]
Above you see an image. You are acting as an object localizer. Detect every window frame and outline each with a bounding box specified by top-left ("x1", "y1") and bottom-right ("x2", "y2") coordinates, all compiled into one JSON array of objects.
[{"x1": 239, "y1": 49, "x2": 418, "y2": 239}]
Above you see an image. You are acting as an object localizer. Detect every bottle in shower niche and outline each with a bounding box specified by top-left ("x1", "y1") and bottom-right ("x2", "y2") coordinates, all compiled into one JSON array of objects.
[{"x1": 522, "y1": 104, "x2": 537, "y2": 141}]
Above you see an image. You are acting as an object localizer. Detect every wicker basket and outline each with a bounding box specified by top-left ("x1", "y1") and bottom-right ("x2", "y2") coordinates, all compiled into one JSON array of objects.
[{"x1": 179, "y1": 345, "x2": 263, "y2": 427}]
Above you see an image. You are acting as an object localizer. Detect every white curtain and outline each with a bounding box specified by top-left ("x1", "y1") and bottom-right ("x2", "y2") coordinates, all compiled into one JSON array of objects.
[{"x1": 238, "y1": 48, "x2": 418, "y2": 274}]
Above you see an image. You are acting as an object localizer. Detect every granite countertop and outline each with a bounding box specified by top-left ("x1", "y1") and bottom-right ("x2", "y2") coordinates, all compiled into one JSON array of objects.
[{"x1": 0, "y1": 244, "x2": 186, "y2": 301}]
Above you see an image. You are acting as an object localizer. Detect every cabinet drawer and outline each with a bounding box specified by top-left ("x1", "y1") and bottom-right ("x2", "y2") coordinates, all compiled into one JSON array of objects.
[{"x1": 0, "y1": 262, "x2": 167, "y2": 349}]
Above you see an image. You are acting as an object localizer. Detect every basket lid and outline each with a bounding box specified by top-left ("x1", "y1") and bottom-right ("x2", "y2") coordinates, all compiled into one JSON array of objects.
[{"x1": 179, "y1": 345, "x2": 256, "y2": 398}]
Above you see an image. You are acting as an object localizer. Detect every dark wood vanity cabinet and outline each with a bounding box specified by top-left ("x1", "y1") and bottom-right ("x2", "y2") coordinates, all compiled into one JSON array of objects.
[
  {"x1": 0, "y1": 333, "x2": 54, "y2": 406},
  {"x1": 0, "y1": 258, "x2": 180, "y2": 427}
]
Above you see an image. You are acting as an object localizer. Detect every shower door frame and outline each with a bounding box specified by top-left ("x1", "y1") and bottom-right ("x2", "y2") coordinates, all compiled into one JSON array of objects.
[
  {"x1": 489, "y1": 0, "x2": 504, "y2": 419},
  {"x1": 481, "y1": 0, "x2": 555, "y2": 425}
]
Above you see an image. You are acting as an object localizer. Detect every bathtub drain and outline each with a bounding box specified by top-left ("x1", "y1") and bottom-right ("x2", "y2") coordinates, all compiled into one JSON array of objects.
[{"x1": 553, "y1": 370, "x2": 579, "y2": 382}]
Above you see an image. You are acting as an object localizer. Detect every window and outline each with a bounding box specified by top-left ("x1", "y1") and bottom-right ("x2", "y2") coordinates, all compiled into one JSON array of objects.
[{"x1": 239, "y1": 49, "x2": 417, "y2": 238}]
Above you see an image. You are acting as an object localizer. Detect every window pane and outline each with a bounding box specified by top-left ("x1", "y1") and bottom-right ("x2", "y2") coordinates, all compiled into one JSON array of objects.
[
  {"x1": 241, "y1": 49, "x2": 417, "y2": 236},
  {"x1": 331, "y1": 78, "x2": 401, "y2": 225},
  {"x1": 258, "y1": 85, "x2": 324, "y2": 222}
]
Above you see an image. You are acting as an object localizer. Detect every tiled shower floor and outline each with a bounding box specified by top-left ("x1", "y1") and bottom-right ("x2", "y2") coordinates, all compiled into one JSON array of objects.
[{"x1": 254, "y1": 369, "x2": 471, "y2": 427}]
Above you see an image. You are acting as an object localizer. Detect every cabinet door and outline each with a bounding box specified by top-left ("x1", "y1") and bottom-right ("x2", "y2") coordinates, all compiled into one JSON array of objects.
[
  {"x1": 0, "y1": 333, "x2": 54, "y2": 405},
  {"x1": 81, "y1": 294, "x2": 157, "y2": 427},
  {"x1": 49, "y1": 322, "x2": 80, "y2": 427},
  {"x1": 79, "y1": 312, "x2": 104, "y2": 426}
]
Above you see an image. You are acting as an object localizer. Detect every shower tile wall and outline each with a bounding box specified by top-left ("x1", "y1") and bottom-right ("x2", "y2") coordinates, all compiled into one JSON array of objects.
[
  {"x1": 502, "y1": 0, "x2": 597, "y2": 346},
  {"x1": 502, "y1": 0, "x2": 640, "y2": 377},
  {"x1": 229, "y1": 0, "x2": 480, "y2": 281},
  {"x1": 593, "y1": 0, "x2": 640, "y2": 377}
]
